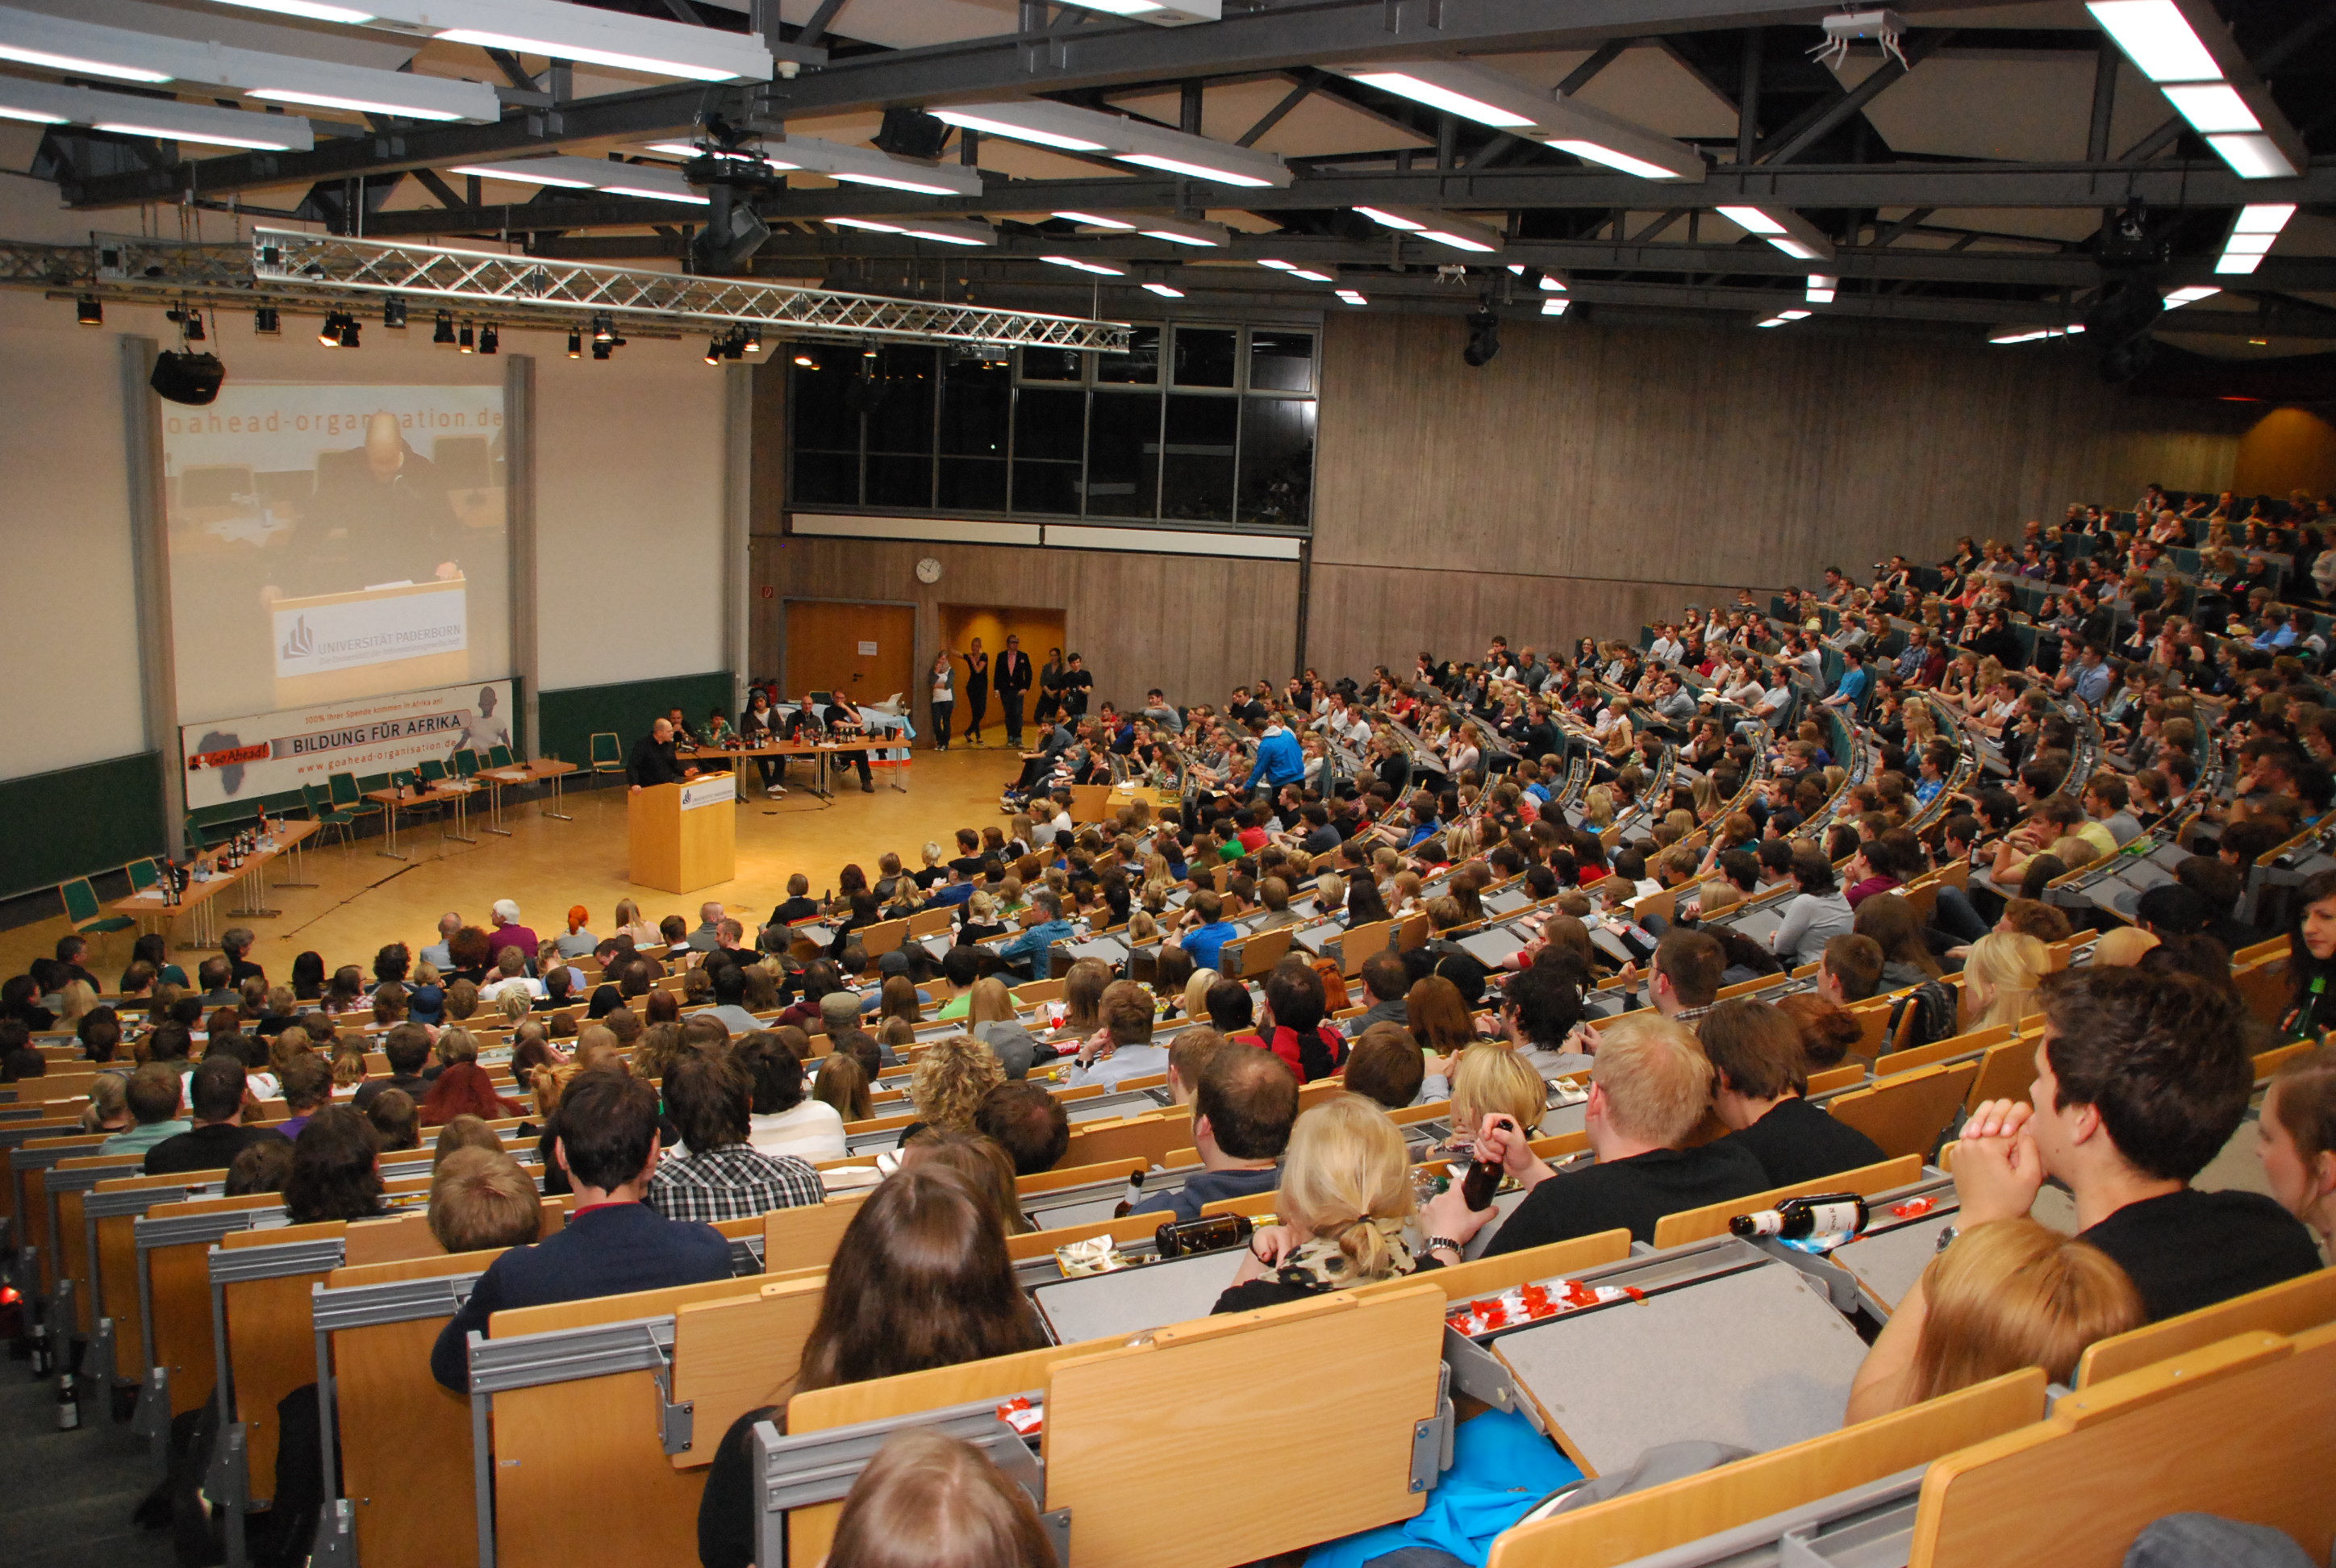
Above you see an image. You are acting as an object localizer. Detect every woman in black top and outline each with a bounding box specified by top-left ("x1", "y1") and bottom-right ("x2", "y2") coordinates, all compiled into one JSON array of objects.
[
  {"x1": 1215, "y1": 1093, "x2": 1441, "y2": 1313},
  {"x1": 2284, "y1": 868, "x2": 2336, "y2": 1040},
  {"x1": 1032, "y1": 648, "x2": 1066, "y2": 725},
  {"x1": 696, "y1": 1165, "x2": 1046, "y2": 1568},
  {"x1": 962, "y1": 638, "x2": 990, "y2": 746}
]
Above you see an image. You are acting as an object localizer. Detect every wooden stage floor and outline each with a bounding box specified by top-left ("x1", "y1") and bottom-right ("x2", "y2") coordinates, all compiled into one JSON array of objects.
[{"x1": 7, "y1": 743, "x2": 1032, "y2": 983}]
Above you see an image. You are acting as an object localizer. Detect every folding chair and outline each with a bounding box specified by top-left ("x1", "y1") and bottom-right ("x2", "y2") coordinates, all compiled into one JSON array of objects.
[
  {"x1": 302, "y1": 782, "x2": 361, "y2": 849},
  {"x1": 59, "y1": 877, "x2": 134, "y2": 946},
  {"x1": 452, "y1": 749, "x2": 482, "y2": 779},
  {"x1": 1826, "y1": 1061, "x2": 1981, "y2": 1161},
  {"x1": 328, "y1": 772, "x2": 384, "y2": 832},
  {"x1": 123, "y1": 858, "x2": 160, "y2": 895},
  {"x1": 488, "y1": 744, "x2": 516, "y2": 769},
  {"x1": 588, "y1": 732, "x2": 624, "y2": 788}
]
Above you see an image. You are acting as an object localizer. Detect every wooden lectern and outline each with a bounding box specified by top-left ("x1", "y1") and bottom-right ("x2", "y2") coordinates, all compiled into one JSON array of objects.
[{"x1": 628, "y1": 775, "x2": 736, "y2": 894}]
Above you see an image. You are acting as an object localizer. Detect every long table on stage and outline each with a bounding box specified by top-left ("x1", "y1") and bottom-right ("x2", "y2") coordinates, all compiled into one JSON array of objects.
[
  {"x1": 365, "y1": 778, "x2": 484, "y2": 859},
  {"x1": 107, "y1": 818, "x2": 320, "y2": 949},
  {"x1": 474, "y1": 758, "x2": 579, "y2": 832},
  {"x1": 678, "y1": 739, "x2": 907, "y2": 805}
]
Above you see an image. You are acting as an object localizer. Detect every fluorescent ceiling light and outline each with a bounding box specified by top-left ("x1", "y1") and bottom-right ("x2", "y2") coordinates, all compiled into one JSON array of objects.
[
  {"x1": 1336, "y1": 290, "x2": 1367, "y2": 305},
  {"x1": 1353, "y1": 205, "x2": 1503, "y2": 254},
  {"x1": 1779, "y1": 310, "x2": 1811, "y2": 320},
  {"x1": 774, "y1": 137, "x2": 985, "y2": 197},
  {"x1": 1756, "y1": 316, "x2": 1794, "y2": 329},
  {"x1": 2205, "y1": 133, "x2": 2297, "y2": 180},
  {"x1": 2159, "y1": 82, "x2": 2258, "y2": 133},
  {"x1": 1541, "y1": 298, "x2": 1570, "y2": 316},
  {"x1": 0, "y1": 44, "x2": 171, "y2": 84},
  {"x1": 0, "y1": 75, "x2": 314, "y2": 148},
  {"x1": 2214, "y1": 250, "x2": 2264, "y2": 275},
  {"x1": 1141, "y1": 281, "x2": 1185, "y2": 298},
  {"x1": 0, "y1": 9, "x2": 502, "y2": 121},
  {"x1": 1989, "y1": 324, "x2": 2084, "y2": 344},
  {"x1": 894, "y1": 219, "x2": 997, "y2": 247},
  {"x1": 1055, "y1": 211, "x2": 1137, "y2": 229},
  {"x1": 1053, "y1": 0, "x2": 1222, "y2": 24},
  {"x1": 1345, "y1": 70, "x2": 1538, "y2": 128},
  {"x1": 1338, "y1": 60, "x2": 1703, "y2": 181},
  {"x1": 1716, "y1": 204, "x2": 1836, "y2": 261},
  {"x1": 2085, "y1": 1, "x2": 2220, "y2": 84},
  {"x1": 1806, "y1": 273, "x2": 1838, "y2": 303},
  {"x1": 600, "y1": 182, "x2": 708, "y2": 205},
  {"x1": 1139, "y1": 217, "x2": 1232, "y2": 248},
  {"x1": 2234, "y1": 203, "x2": 2296, "y2": 233},
  {"x1": 209, "y1": 0, "x2": 376, "y2": 20},
  {"x1": 448, "y1": 160, "x2": 597, "y2": 189},
  {"x1": 1354, "y1": 206, "x2": 1425, "y2": 232},
  {"x1": 828, "y1": 216, "x2": 903, "y2": 232},
  {"x1": 213, "y1": 0, "x2": 778, "y2": 82},
  {"x1": 1116, "y1": 151, "x2": 1279, "y2": 187},
  {"x1": 930, "y1": 105, "x2": 1115, "y2": 153},
  {"x1": 2163, "y1": 286, "x2": 2220, "y2": 307},
  {"x1": 1288, "y1": 269, "x2": 1334, "y2": 281},
  {"x1": 1256, "y1": 258, "x2": 1298, "y2": 270},
  {"x1": 1043, "y1": 255, "x2": 1125, "y2": 276},
  {"x1": 2220, "y1": 231, "x2": 2276, "y2": 256}
]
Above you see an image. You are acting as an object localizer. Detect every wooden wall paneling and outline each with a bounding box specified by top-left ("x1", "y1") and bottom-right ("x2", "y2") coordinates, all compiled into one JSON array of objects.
[
  {"x1": 1311, "y1": 312, "x2": 2243, "y2": 593},
  {"x1": 753, "y1": 536, "x2": 1299, "y2": 713}
]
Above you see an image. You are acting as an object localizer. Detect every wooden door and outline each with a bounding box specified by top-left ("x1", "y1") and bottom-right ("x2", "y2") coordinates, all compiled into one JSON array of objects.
[
  {"x1": 938, "y1": 605, "x2": 1068, "y2": 683},
  {"x1": 782, "y1": 600, "x2": 916, "y2": 707}
]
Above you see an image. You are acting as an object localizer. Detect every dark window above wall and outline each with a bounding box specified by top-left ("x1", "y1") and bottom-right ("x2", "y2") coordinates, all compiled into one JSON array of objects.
[{"x1": 783, "y1": 322, "x2": 1316, "y2": 533}]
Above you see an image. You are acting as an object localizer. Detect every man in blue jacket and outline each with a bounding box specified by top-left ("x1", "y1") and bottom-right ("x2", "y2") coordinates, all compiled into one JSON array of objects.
[
  {"x1": 432, "y1": 1070, "x2": 732, "y2": 1390},
  {"x1": 996, "y1": 888, "x2": 1074, "y2": 980},
  {"x1": 1243, "y1": 717, "x2": 1304, "y2": 795}
]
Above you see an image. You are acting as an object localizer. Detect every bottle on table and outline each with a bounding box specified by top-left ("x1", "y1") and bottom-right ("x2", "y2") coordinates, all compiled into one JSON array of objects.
[{"x1": 1728, "y1": 1193, "x2": 1871, "y2": 1241}]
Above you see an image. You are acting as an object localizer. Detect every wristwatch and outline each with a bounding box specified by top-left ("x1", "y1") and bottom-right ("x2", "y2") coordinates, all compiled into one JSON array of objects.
[
  {"x1": 1425, "y1": 1236, "x2": 1466, "y2": 1257},
  {"x1": 1933, "y1": 1224, "x2": 1960, "y2": 1254}
]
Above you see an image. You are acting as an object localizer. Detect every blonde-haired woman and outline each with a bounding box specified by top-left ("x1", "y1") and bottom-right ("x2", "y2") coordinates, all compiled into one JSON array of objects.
[
  {"x1": 1846, "y1": 1218, "x2": 2142, "y2": 1421},
  {"x1": 1961, "y1": 932, "x2": 2049, "y2": 1032},
  {"x1": 1215, "y1": 1093, "x2": 1432, "y2": 1312},
  {"x1": 907, "y1": 1035, "x2": 1007, "y2": 1136},
  {"x1": 613, "y1": 898, "x2": 658, "y2": 949},
  {"x1": 1448, "y1": 1043, "x2": 1545, "y2": 1153},
  {"x1": 1583, "y1": 784, "x2": 1617, "y2": 831}
]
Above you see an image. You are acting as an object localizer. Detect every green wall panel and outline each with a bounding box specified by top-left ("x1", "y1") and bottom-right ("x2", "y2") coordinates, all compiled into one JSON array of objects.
[
  {"x1": 0, "y1": 752, "x2": 166, "y2": 902},
  {"x1": 537, "y1": 673, "x2": 732, "y2": 779}
]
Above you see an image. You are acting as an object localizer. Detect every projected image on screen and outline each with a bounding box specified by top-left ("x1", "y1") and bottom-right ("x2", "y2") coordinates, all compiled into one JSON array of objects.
[{"x1": 161, "y1": 383, "x2": 510, "y2": 725}]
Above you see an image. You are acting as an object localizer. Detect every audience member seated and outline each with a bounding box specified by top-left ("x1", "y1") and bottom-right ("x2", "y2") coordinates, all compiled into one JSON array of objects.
[
  {"x1": 432, "y1": 1070, "x2": 735, "y2": 1389},
  {"x1": 1216, "y1": 1093, "x2": 1438, "y2": 1312},
  {"x1": 974, "y1": 1082, "x2": 1070, "y2": 1176},
  {"x1": 1423, "y1": 1013, "x2": 1767, "y2": 1254},
  {"x1": 420, "y1": 1060, "x2": 523, "y2": 1125},
  {"x1": 696, "y1": 1164, "x2": 1049, "y2": 1568},
  {"x1": 102, "y1": 1063, "x2": 191, "y2": 1157},
  {"x1": 1960, "y1": 931, "x2": 2049, "y2": 1032},
  {"x1": 1163, "y1": 1025, "x2": 1229, "y2": 1106},
  {"x1": 1700, "y1": 999, "x2": 1886, "y2": 1186},
  {"x1": 1258, "y1": 961, "x2": 1349, "y2": 1082},
  {"x1": 1064, "y1": 980, "x2": 1169, "y2": 1089},
  {"x1": 226, "y1": 1139, "x2": 294, "y2": 1197},
  {"x1": 428, "y1": 1145, "x2": 545, "y2": 1254},
  {"x1": 820, "y1": 1428, "x2": 1060, "y2": 1568},
  {"x1": 144, "y1": 1057, "x2": 289, "y2": 1175},
  {"x1": 1845, "y1": 1217, "x2": 2144, "y2": 1422},
  {"x1": 1343, "y1": 1024, "x2": 1427, "y2": 1111},
  {"x1": 354, "y1": 1023, "x2": 433, "y2": 1110},
  {"x1": 649, "y1": 1050, "x2": 824, "y2": 1222},
  {"x1": 1770, "y1": 844, "x2": 1854, "y2": 969},
  {"x1": 907, "y1": 1036, "x2": 1008, "y2": 1140},
  {"x1": 736, "y1": 1032, "x2": 848, "y2": 1161},
  {"x1": 1448, "y1": 1043, "x2": 1544, "y2": 1156},
  {"x1": 2258, "y1": 1042, "x2": 2336, "y2": 1251},
  {"x1": 285, "y1": 1106, "x2": 389, "y2": 1224},
  {"x1": 1954, "y1": 968, "x2": 2321, "y2": 1321},
  {"x1": 1129, "y1": 1046, "x2": 1298, "y2": 1224}
]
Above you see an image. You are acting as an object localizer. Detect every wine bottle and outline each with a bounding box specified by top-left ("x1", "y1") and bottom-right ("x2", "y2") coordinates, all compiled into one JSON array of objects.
[
  {"x1": 1729, "y1": 1193, "x2": 1871, "y2": 1241},
  {"x1": 56, "y1": 1369, "x2": 80, "y2": 1431},
  {"x1": 1110, "y1": 1170, "x2": 1146, "y2": 1218},
  {"x1": 1459, "y1": 1149, "x2": 1504, "y2": 1211}
]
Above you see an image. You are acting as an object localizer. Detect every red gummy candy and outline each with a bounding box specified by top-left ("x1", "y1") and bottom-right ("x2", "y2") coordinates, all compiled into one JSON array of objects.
[{"x1": 1890, "y1": 1198, "x2": 1938, "y2": 1220}]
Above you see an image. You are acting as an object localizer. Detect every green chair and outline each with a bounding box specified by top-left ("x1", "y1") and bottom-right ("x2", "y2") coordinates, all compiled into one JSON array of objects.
[
  {"x1": 589, "y1": 732, "x2": 624, "y2": 788},
  {"x1": 182, "y1": 815, "x2": 216, "y2": 854},
  {"x1": 328, "y1": 772, "x2": 384, "y2": 835},
  {"x1": 302, "y1": 782, "x2": 360, "y2": 849},
  {"x1": 453, "y1": 749, "x2": 482, "y2": 779},
  {"x1": 124, "y1": 857, "x2": 159, "y2": 894},
  {"x1": 60, "y1": 877, "x2": 135, "y2": 948},
  {"x1": 488, "y1": 744, "x2": 515, "y2": 769}
]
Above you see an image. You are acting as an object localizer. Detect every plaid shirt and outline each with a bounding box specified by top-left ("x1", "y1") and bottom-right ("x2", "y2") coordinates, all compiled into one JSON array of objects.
[{"x1": 645, "y1": 1143, "x2": 824, "y2": 1224}]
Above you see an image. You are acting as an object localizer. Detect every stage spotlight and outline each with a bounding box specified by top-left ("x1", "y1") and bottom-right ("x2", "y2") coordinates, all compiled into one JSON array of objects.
[
  {"x1": 75, "y1": 295, "x2": 102, "y2": 326},
  {"x1": 478, "y1": 323, "x2": 499, "y2": 355},
  {"x1": 566, "y1": 329, "x2": 582, "y2": 358},
  {"x1": 705, "y1": 336, "x2": 724, "y2": 365},
  {"x1": 176, "y1": 308, "x2": 206, "y2": 343},
  {"x1": 740, "y1": 327, "x2": 762, "y2": 355},
  {"x1": 382, "y1": 296, "x2": 408, "y2": 329},
  {"x1": 590, "y1": 339, "x2": 613, "y2": 361},
  {"x1": 336, "y1": 316, "x2": 361, "y2": 348},
  {"x1": 458, "y1": 323, "x2": 474, "y2": 353},
  {"x1": 1462, "y1": 309, "x2": 1500, "y2": 367},
  {"x1": 792, "y1": 352, "x2": 815, "y2": 367},
  {"x1": 317, "y1": 311, "x2": 343, "y2": 347},
  {"x1": 591, "y1": 313, "x2": 615, "y2": 343},
  {"x1": 253, "y1": 307, "x2": 281, "y2": 336},
  {"x1": 433, "y1": 310, "x2": 457, "y2": 345}
]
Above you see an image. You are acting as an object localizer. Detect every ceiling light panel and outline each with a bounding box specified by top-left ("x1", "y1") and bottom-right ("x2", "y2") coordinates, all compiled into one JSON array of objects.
[
  {"x1": 194, "y1": 0, "x2": 777, "y2": 82},
  {"x1": 1352, "y1": 204, "x2": 1504, "y2": 253},
  {"x1": 0, "y1": 73, "x2": 312, "y2": 148},
  {"x1": 1337, "y1": 60, "x2": 1704, "y2": 181},
  {"x1": 1053, "y1": 0, "x2": 1222, "y2": 25},
  {"x1": 1715, "y1": 205, "x2": 1836, "y2": 261}
]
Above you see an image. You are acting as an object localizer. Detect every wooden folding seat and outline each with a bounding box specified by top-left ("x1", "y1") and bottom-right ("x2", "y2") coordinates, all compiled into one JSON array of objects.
[
  {"x1": 1826, "y1": 1062, "x2": 1979, "y2": 1161},
  {"x1": 2076, "y1": 1266, "x2": 2336, "y2": 1387}
]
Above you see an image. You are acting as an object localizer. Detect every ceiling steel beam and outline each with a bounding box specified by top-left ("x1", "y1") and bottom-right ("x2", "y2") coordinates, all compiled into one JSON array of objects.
[{"x1": 60, "y1": 0, "x2": 1982, "y2": 207}]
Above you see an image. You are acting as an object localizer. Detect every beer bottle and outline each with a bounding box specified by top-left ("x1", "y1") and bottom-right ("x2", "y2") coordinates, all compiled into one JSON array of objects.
[{"x1": 1729, "y1": 1193, "x2": 1871, "y2": 1241}]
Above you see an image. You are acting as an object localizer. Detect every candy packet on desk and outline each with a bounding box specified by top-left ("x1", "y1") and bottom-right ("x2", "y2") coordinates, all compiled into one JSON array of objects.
[
  {"x1": 1444, "y1": 1278, "x2": 1641, "y2": 1337},
  {"x1": 995, "y1": 1396, "x2": 1044, "y2": 1437},
  {"x1": 1055, "y1": 1235, "x2": 1130, "y2": 1277}
]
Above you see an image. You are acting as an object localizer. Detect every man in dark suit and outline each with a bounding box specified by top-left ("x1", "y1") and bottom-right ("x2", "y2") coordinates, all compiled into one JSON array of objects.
[
  {"x1": 995, "y1": 633, "x2": 1033, "y2": 747},
  {"x1": 628, "y1": 718, "x2": 695, "y2": 790},
  {"x1": 432, "y1": 1070, "x2": 732, "y2": 1390}
]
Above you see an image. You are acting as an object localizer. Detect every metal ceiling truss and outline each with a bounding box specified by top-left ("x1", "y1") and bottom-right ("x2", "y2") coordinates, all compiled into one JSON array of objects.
[{"x1": 0, "y1": 230, "x2": 1132, "y2": 351}]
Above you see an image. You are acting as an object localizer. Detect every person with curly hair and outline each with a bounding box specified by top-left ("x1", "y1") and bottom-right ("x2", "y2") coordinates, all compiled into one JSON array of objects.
[{"x1": 906, "y1": 1035, "x2": 1007, "y2": 1141}]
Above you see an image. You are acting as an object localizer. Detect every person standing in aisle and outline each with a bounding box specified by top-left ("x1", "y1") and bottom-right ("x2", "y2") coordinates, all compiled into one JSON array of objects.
[
  {"x1": 962, "y1": 636, "x2": 991, "y2": 746},
  {"x1": 1060, "y1": 653, "x2": 1095, "y2": 719},
  {"x1": 1034, "y1": 646, "x2": 1066, "y2": 728},
  {"x1": 928, "y1": 649, "x2": 957, "y2": 753},
  {"x1": 995, "y1": 633, "x2": 1032, "y2": 748}
]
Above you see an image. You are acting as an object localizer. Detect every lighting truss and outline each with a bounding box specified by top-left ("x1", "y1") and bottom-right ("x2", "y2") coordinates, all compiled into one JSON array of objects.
[{"x1": 0, "y1": 231, "x2": 1130, "y2": 353}]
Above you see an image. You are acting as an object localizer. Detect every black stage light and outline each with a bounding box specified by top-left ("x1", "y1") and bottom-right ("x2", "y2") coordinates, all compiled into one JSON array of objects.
[
  {"x1": 151, "y1": 349, "x2": 225, "y2": 406},
  {"x1": 458, "y1": 323, "x2": 475, "y2": 353},
  {"x1": 336, "y1": 316, "x2": 361, "y2": 348},
  {"x1": 253, "y1": 307, "x2": 281, "y2": 336},
  {"x1": 1462, "y1": 309, "x2": 1500, "y2": 367},
  {"x1": 566, "y1": 329, "x2": 582, "y2": 358},
  {"x1": 434, "y1": 310, "x2": 457, "y2": 345},
  {"x1": 592, "y1": 312, "x2": 615, "y2": 342},
  {"x1": 76, "y1": 295, "x2": 102, "y2": 326},
  {"x1": 319, "y1": 311, "x2": 344, "y2": 347},
  {"x1": 478, "y1": 323, "x2": 499, "y2": 355},
  {"x1": 383, "y1": 296, "x2": 408, "y2": 328}
]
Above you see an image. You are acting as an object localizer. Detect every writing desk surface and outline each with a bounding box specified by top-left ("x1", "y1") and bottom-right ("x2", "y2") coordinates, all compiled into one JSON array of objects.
[
  {"x1": 1489, "y1": 1257, "x2": 1867, "y2": 1474},
  {"x1": 1030, "y1": 1248, "x2": 1245, "y2": 1345}
]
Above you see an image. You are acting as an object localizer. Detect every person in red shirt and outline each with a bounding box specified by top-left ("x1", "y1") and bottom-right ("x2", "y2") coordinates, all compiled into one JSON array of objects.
[{"x1": 1258, "y1": 963, "x2": 1348, "y2": 1082}]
